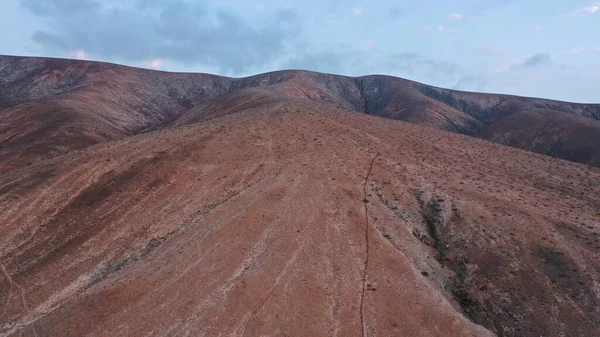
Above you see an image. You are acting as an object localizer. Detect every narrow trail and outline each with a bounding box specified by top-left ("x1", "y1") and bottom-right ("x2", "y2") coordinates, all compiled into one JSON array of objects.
[{"x1": 359, "y1": 153, "x2": 379, "y2": 337}]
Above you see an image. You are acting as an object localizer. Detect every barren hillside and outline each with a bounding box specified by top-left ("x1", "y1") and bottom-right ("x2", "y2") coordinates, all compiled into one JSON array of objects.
[{"x1": 1, "y1": 56, "x2": 599, "y2": 336}]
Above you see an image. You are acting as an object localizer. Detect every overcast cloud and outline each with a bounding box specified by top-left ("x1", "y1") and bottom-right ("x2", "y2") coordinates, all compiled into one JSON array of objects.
[
  {"x1": 20, "y1": 0, "x2": 468, "y2": 85},
  {"x1": 23, "y1": 0, "x2": 301, "y2": 74}
]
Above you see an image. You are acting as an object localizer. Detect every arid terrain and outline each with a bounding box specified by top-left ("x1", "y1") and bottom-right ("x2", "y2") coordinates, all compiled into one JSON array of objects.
[{"x1": 1, "y1": 55, "x2": 599, "y2": 336}]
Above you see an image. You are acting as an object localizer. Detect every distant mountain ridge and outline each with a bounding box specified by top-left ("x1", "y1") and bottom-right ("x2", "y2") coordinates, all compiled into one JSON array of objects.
[{"x1": 1, "y1": 54, "x2": 600, "y2": 173}]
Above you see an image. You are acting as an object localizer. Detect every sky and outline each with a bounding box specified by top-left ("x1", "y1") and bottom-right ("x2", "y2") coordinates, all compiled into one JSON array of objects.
[{"x1": 0, "y1": 0, "x2": 599, "y2": 103}]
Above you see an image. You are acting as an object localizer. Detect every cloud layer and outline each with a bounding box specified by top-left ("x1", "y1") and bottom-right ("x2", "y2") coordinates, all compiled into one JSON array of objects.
[
  {"x1": 21, "y1": 0, "x2": 470, "y2": 84},
  {"x1": 23, "y1": 0, "x2": 301, "y2": 74}
]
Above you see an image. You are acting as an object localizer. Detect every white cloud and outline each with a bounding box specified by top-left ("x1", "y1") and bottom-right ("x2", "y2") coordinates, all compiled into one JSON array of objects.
[
  {"x1": 534, "y1": 25, "x2": 544, "y2": 31},
  {"x1": 583, "y1": 4, "x2": 600, "y2": 13},
  {"x1": 138, "y1": 59, "x2": 169, "y2": 70},
  {"x1": 565, "y1": 48, "x2": 588, "y2": 55},
  {"x1": 151, "y1": 59, "x2": 168, "y2": 68},
  {"x1": 449, "y1": 13, "x2": 464, "y2": 20},
  {"x1": 436, "y1": 25, "x2": 456, "y2": 34},
  {"x1": 351, "y1": 8, "x2": 364, "y2": 15},
  {"x1": 565, "y1": 2, "x2": 600, "y2": 16},
  {"x1": 67, "y1": 49, "x2": 90, "y2": 60},
  {"x1": 366, "y1": 40, "x2": 376, "y2": 47}
]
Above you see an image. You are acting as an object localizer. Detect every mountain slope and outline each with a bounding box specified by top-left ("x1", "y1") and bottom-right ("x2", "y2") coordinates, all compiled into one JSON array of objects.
[
  {"x1": 2, "y1": 55, "x2": 600, "y2": 173},
  {"x1": 481, "y1": 110, "x2": 600, "y2": 167},
  {"x1": 1, "y1": 99, "x2": 600, "y2": 336},
  {"x1": 0, "y1": 56, "x2": 231, "y2": 173}
]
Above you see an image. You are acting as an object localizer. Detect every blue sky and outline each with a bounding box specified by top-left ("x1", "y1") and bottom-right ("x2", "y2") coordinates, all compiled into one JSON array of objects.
[{"x1": 1, "y1": 0, "x2": 599, "y2": 102}]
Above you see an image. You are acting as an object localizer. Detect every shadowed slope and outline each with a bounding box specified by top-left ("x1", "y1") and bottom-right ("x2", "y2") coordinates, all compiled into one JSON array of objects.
[
  {"x1": 1, "y1": 102, "x2": 599, "y2": 336},
  {"x1": 481, "y1": 110, "x2": 600, "y2": 167},
  {"x1": 412, "y1": 83, "x2": 600, "y2": 166}
]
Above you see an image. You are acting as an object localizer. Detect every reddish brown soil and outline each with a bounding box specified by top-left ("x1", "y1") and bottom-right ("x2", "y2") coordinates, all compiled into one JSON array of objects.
[{"x1": 1, "y1": 56, "x2": 600, "y2": 336}]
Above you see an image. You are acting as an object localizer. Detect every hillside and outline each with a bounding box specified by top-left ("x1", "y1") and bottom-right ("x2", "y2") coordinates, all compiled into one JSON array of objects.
[{"x1": 1, "y1": 56, "x2": 599, "y2": 336}]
